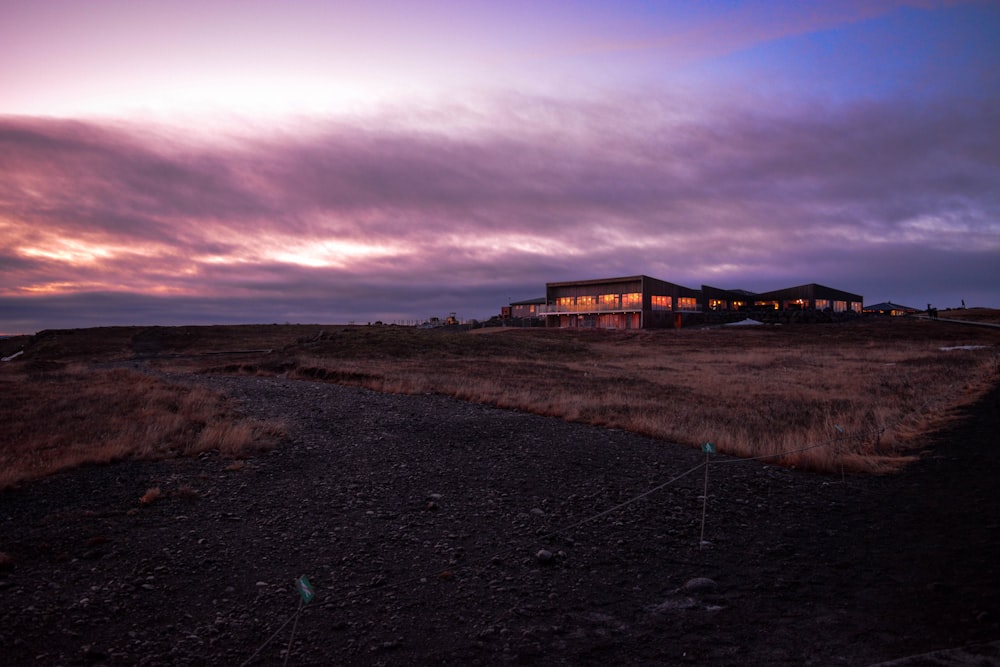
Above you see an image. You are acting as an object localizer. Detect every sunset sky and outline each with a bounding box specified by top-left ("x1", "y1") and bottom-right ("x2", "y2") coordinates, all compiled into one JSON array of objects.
[{"x1": 2, "y1": 1, "x2": 998, "y2": 332}]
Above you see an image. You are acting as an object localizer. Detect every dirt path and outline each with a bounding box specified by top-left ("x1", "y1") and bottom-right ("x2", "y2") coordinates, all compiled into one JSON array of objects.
[{"x1": 1, "y1": 373, "x2": 998, "y2": 665}]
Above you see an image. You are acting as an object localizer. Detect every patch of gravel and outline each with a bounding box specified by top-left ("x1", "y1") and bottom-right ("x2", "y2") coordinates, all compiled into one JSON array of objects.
[{"x1": 1, "y1": 372, "x2": 998, "y2": 665}]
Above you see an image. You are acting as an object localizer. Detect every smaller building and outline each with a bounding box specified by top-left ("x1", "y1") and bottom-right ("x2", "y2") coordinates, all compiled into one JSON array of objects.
[
  {"x1": 752, "y1": 283, "x2": 863, "y2": 314},
  {"x1": 506, "y1": 297, "x2": 546, "y2": 320},
  {"x1": 863, "y1": 301, "x2": 921, "y2": 316}
]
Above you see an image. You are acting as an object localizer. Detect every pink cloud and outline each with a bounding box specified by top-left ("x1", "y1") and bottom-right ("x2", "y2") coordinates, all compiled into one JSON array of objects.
[{"x1": 1, "y1": 85, "x2": 997, "y2": 329}]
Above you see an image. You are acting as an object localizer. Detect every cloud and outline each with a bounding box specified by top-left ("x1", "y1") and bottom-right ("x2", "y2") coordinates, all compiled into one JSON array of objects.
[{"x1": 1, "y1": 86, "x2": 998, "y2": 330}]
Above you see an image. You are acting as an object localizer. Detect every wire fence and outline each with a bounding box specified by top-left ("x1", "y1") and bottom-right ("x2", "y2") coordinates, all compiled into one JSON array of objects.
[{"x1": 237, "y1": 379, "x2": 989, "y2": 664}]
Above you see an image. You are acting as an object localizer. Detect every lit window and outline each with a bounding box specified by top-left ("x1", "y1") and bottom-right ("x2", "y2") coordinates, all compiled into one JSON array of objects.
[
  {"x1": 815, "y1": 299, "x2": 830, "y2": 310},
  {"x1": 622, "y1": 292, "x2": 641, "y2": 308},
  {"x1": 677, "y1": 297, "x2": 697, "y2": 311},
  {"x1": 577, "y1": 295, "x2": 596, "y2": 308},
  {"x1": 651, "y1": 295, "x2": 672, "y2": 310},
  {"x1": 600, "y1": 293, "x2": 620, "y2": 308},
  {"x1": 834, "y1": 301, "x2": 847, "y2": 312}
]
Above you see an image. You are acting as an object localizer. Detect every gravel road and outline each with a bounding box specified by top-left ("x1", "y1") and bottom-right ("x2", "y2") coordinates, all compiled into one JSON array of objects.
[{"x1": 1, "y1": 372, "x2": 998, "y2": 665}]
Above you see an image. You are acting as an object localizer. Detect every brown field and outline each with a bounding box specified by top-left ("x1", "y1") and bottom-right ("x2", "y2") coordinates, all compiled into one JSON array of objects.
[
  {"x1": 1, "y1": 313, "x2": 997, "y2": 487},
  {"x1": 0, "y1": 362, "x2": 284, "y2": 490}
]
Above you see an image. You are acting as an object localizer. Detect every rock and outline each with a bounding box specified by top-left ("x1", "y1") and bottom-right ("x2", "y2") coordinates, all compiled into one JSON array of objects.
[
  {"x1": 684, "y1": 577, "x2": 718, "y2": 593},
  {"x1": 535, "y1": 549, "x2": 554, "y2": 564}
]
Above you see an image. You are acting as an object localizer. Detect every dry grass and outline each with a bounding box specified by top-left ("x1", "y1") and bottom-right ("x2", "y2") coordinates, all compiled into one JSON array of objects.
[
  {"x1": 187, "y1": 319, "x2": 999, "y2": 474},
  {"x1": 0, "y1": 365, "x2": 284, "y2": 491},
  {"x1": 3, "y1": 317, "x2": 997, "y2": 480}
]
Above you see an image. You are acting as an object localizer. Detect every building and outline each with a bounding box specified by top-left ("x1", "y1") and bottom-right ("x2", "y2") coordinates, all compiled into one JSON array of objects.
[
  {"x1": 524, "y1": 275, "x2": 863, "y2": 329},
  {"x1": 539, "y1": 275, "x2": 701, "y2": 329},
  {"x1": 863, "y1": 301, "x2": 921, "y2": 316},
  {"x1": 503, "y1": 297, "x2": 546, "y2": 320},
  {"x1": 750, "y1": 283, "x2": 863, "y2": 314}
]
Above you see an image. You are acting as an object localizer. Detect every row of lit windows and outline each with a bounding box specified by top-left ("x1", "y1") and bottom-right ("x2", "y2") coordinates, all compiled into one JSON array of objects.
[
  {"x1": 708, "y1": 299, "x2": 749, "y2": 311},
  {"x1": 753, "y1": 299, "x2": 861, "y2": 312},
  {"x1": 554, "y1": 293, "x2": 643, "y2": 308},
  {"x1": 551, "y1": 293, "x2": 858, "y2": 312}
]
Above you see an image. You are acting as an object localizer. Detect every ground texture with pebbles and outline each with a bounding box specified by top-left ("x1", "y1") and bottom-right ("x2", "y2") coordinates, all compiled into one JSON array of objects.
[{"x1": 1, "y1": 372, "x2": 998, "y2": 666}]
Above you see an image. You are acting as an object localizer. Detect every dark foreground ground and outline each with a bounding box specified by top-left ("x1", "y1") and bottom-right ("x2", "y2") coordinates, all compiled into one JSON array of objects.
[{"x1": 1, "y1": 372, "x2": 998, "y2": 666}]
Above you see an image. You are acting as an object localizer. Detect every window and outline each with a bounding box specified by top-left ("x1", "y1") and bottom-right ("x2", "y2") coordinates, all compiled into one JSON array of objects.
[
  {"x1": 599, "y1": 293, "x2": 620, "y2": 309},
  {"x1": 557, "y1": 296, "x2": 574, "y2": 309},
  {"x1": 850, "y1": 302, "x2": 861, "y2": 313},
  {"x1": 651, "y1": 295, "x2": 671, "y2": 310},
  {"x1": 622, "y1": 292, "x2": 641, "y2": 308},
  {"x1": 709, "y1": 299, "x2": 727, "y2": 311},
  {"x1": 577, "y1": 295, "x2": 596, "y2": 308},
  {"x1": 815, "y1": 299, "x2": 830, "y2": 310},
  {"x1": 834, "y1": 300, "x2": 847, "y2": 313},
  {"x1": 677, "y1": 297, "x2": 697, "y2": 311}
]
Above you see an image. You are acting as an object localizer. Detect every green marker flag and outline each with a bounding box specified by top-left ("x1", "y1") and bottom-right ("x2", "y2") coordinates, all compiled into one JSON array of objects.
[
  {"x1": 295, "y1": 575, "x2": 315, "y2": 604},
  {"x1": 701, "y1": 442, "x2": 716, "y2": 454}
]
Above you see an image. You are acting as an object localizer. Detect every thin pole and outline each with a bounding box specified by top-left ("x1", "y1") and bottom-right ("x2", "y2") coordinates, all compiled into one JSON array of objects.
[{"x1": 700, "y1": 451, "x2": 710, "y2": 549}]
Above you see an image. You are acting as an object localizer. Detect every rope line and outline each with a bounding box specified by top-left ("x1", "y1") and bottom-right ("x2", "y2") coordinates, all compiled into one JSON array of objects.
[
  {"x1": 236, "y1": 374, "x2": 991, "y2": 663},
  {"x1": 238, "y1": 606, "x2": 304, "y2": 667},
  {"x1": 539, "y1": 462, "x2": 706, "y2": 540},
  {"x1": 305, "y1": 459, "x2": 709, "y2": 618}
]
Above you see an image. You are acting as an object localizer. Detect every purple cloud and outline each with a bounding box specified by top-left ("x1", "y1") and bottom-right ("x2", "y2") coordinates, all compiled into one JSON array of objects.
[{"x1": 1, "y1": 87, "x2": 998, "y2": 331}]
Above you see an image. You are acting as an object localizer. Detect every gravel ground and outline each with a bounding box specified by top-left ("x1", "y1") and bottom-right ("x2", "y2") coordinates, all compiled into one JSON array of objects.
[{"x1": 1, "y1": 372, "x2": 998, "y2": 666}]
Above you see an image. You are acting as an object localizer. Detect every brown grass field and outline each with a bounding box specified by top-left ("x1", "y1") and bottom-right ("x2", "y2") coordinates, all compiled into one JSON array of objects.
[
  {"x1": 1, "y1": 311, "x2": 997, "y2": 488},
  {"x1": 0, "y1": 363, "x2": 284, "y2": 490}
]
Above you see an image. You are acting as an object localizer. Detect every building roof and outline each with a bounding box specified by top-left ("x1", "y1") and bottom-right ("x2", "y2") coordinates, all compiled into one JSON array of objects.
[
  {"x1": 546, "y1": 274, "x2": 648, "y2": 288},
  {"x1": 510, "y1": 297, "x2": 546, "y2": 306},
  {"x1": 755, "y1": 282, "x2": 863, "y2": 303}
]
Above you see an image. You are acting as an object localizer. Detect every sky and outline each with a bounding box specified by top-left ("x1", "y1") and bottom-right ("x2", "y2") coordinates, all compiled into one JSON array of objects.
[{"x1": 2, "y1": 0, "x2": 999, "y2": 332}]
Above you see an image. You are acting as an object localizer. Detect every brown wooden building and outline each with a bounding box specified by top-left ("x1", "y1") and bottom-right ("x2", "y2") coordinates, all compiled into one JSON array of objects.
[{"x1": 540, "y1": 275, "x2": 701, "y2": 329}]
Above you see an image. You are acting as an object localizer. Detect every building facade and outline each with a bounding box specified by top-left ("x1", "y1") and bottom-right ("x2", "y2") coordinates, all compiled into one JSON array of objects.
[
  {"x1": 539, "y1": 275, "x2": 701, "y2": 329},
  {"x1": 519, "y1": 275, "x2": 864, "y2": 329},
  {"x1": 750, "y1": 283, "x2": 863, "y2": 314}
]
